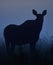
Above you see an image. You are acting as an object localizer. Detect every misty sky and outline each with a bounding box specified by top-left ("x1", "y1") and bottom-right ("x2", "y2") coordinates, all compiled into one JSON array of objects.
[{"x1": 0, "y1": 0, "x2": 53, "y2": 39}]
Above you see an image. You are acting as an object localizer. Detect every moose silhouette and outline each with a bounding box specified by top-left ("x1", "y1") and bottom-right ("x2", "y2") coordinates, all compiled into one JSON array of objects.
[{"x1": 4, "y1": 9, "x2": 47, "y2": 53}]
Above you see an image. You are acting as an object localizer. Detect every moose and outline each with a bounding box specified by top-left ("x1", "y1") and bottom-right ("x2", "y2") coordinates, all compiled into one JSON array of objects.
[{"x1": 4, "y1": 9, "x2": 47, "y2": 54}]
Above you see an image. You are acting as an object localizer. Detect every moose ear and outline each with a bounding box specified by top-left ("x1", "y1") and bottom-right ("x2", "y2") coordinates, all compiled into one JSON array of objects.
[
  {"x1": 32, "y1": 9, "x2": 37, "y2": 16},
  {"x1": 42, "y1": 10, "x2": 47, "y2": 16}
]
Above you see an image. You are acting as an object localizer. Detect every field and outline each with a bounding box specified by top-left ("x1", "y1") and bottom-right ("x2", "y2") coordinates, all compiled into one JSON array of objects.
[{"x1": 0, "y1": 37, "x2": 53, "y2": 65}]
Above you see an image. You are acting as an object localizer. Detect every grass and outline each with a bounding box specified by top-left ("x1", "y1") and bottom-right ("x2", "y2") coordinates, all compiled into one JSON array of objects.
[{"x1": 0, "y1": 37, "x2": 53, "y2": 65}]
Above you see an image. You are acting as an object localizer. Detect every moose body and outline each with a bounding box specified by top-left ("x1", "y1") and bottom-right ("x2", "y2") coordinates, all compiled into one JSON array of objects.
[{"x1": 4, "y1": 9, "x2": 47, "y2": 53}]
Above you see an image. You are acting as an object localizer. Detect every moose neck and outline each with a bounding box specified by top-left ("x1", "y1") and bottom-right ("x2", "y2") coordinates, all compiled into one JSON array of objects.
[{"x1": 35, "y1": 17, "x2": 44, "y2": 32}]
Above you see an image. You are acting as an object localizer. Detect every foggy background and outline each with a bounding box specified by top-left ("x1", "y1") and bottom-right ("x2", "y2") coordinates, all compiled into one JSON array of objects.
[
  {"x1": 0, "y1": 0, "x2": 53, "y2": 39},
  {"x1": 0, "y1": 0, "x2": 53, "y2": 53},
  {"x1": 0, "y1": 0, "x2": 53, "y2": 62}
]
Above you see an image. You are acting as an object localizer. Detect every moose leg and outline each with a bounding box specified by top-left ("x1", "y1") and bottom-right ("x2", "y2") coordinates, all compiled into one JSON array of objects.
[
  {"x1": 5, "y1": 40, "x2": 10, "y2": 54},
  {"x1": 30, "y1": 42, "x2": 35, "y2": 65},
  {"x1": 10, "y1": 42, "x2": 15, "y2": 55},
  {"x1": 30, "y1": 42, "x2": 35, "y2": 55},
  {"x1": 19, "y1": 45, "x2": 23, "y2": 54}
]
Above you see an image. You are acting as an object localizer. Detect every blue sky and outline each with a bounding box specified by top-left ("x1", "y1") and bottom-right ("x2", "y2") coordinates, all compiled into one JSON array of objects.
[{"x1": 0, "y1": 0, "x2": 53, "y2": 39}]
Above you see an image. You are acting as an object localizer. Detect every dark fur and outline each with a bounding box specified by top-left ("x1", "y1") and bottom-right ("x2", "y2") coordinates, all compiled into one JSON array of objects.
[{"x1": 4, "y1": 9, "x2": 47, "y2": 53}]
